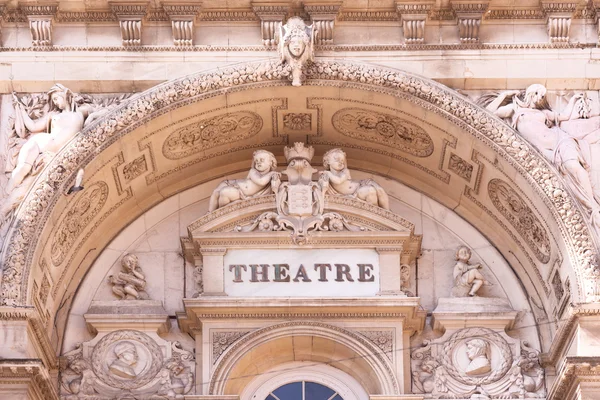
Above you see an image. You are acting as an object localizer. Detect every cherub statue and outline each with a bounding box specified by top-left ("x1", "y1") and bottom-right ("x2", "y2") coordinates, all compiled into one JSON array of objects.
[
  {"x1": 319, "y1": 148, "x2": 390, "y2": 209},
  {"x1": 208, "y1": 150, "x2": 280, "y2": 212},
  {"x1": 451, "y1": 246, "x2": 490, "y2": 297},
  {"x1": 278, "y1": 17, "x2": 315, "y2": 87},
  {"x1": 108, "y1": 254, "x2": 149, "y2": 300}
]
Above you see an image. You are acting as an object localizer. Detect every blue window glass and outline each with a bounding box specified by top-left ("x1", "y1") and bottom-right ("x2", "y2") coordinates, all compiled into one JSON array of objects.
[
  {"x1": 305, "y1": 381, "x2": 336, "y2": 400},
  {"x1": 272, "y1": 382, "x2": 302, "y2": 400}
]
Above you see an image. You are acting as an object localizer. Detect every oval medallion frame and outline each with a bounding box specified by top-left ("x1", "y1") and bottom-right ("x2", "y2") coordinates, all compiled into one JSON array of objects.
[{"x1": 91, "y1": 330, "x2": 163, "y2": 390}]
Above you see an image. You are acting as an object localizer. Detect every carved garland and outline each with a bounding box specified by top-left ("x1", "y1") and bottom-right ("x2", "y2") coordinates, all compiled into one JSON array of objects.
[{"x1": 0, "y1": 60, "x2": 596, "y2": 306}]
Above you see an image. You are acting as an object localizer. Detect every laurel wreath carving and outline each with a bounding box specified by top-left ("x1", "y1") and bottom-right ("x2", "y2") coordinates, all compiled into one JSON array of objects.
[
  {"x1": 91, "y1": 330, "x2": 163, "y2": 390},
  {"x1": 440, "y1": 327, "x2": 512, "y2": 386}
]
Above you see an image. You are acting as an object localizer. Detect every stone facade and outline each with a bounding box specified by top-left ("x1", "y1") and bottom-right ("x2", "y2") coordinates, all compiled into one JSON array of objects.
[{"x1": 1, "y1": 1, "x2": 600, "y2": 399}]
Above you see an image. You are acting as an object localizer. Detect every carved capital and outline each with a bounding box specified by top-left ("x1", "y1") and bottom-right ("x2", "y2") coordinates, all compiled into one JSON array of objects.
[
  {"x1": 450, "y1": 0, "x2": 490, "y2": 42},
  {"x1": 304, "y1": 2, "x2": 342, "y2": 45},
  {"x1": 252, "y1": 2, "x2": 289, "y2": 47}
]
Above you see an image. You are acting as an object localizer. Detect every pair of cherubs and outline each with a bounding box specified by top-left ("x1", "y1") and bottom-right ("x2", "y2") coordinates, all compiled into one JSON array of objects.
[{"x1": 207, "y1": 148, "x2": 390, "y2": 212}]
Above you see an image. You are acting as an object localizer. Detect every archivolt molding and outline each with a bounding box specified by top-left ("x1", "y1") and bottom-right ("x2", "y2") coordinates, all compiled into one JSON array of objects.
[
  {"x1": 209, "y1": 321, "x2": 399, "y2": 395},
  {"x1": 0, "y1": 59, "x2": 597, "y2": 308}
]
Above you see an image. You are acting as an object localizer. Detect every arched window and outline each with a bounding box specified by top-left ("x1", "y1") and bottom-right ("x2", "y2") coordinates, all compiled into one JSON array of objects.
[{"x1": 265, "y1": 381, "x2": 344, "y2": 400}]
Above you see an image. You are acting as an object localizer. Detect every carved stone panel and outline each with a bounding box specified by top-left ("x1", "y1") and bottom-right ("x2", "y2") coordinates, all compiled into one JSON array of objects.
[
  {"x1": 162, "y1": 111, "x2": 263, "y2": 159},
  {"x1": 331, "y1": 108, "x2": 434, "y2": 157},
  {"x1": 51, "y1": 181, "x2": 109, "y2": 267},
  {"x1": 488, "y1": 178, "x2": 551, "y2": 264}
]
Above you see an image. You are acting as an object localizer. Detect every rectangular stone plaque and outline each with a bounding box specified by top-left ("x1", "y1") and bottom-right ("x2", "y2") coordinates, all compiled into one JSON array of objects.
[{"x1": 224, "y1": 249, "x2": 380, "y2": 297}]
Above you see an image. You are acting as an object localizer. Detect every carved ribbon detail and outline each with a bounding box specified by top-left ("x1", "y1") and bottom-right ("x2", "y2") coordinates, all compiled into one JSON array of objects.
[
  {"x1": 162, "y1": 111, "x2": 263, "y2": 159},
  {"x1": 51, "y1": 181, "x2": 109, "y2": 266},
  {"x1": 331, "y1": 108, "x2": 434, "y2": 157},
  {"x1": 488, "y1": 178, "x2": 551, "y2": 263}
]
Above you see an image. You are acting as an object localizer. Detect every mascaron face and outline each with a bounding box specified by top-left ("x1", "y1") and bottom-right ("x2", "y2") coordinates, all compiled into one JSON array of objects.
[{"x1": 288, "y1": 38, "x2": 305, "y2": 57}]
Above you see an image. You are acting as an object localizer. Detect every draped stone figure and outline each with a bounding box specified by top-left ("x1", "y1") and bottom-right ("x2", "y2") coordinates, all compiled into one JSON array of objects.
[
  {"x1": 1, "y1": 84, "x2": 112, "y2": 239},
  {"x1": 483, "y1": 85, "x2": 600, "y2": 235}
]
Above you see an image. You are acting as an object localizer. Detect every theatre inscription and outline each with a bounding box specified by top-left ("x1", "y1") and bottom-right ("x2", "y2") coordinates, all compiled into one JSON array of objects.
[{"x1": 224, "y1": 249, "x2": 380, "y2": 297}]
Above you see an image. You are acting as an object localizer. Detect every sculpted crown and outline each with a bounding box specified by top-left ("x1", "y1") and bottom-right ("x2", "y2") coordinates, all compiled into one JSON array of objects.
[
  {"x1": 284, "y1": 142, "x2": 314, "y2": 161},
  {"x1": 283, "y1": 16, "x2": 311, "y2": 39}
]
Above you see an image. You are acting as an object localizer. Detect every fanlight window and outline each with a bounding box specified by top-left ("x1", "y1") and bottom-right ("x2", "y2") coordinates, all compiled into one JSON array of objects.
[{"x1": 265, "y1": 381, "x2": 344, "y2": 400}]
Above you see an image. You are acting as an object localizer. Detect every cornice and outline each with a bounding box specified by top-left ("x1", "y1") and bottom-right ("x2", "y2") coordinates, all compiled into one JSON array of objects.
[
  {"x1": 199, "y1": 10, "x2": 258, "y2": 21},
  {"x1": 540, "y1": 1, "x2": 578, "y2": 14},
  {"x1": 0, "y1": 42, "x2": 596, "y2": 52},
  {"x1": 450, "y1": 0, "x2": 491, "y2": 14},
  {"x1": 549, "y1": 356, "x2": 600, "y2": 400},
  {"x1": 396, "y1": 2, "x2": 433, "y2": 15},
  {"x1": 338, "y1": 10, "x2": 398, "y2": 21},
  {"x1": 542, "y1": 305, "x2": 600, "y2": 368},
  {"x1": 162, "y1": 4, "x2": 202, "y2": 17},
  {"x1": 20, "y1": 4, "x2": 58, "y2": 17},
  {"x1": 0, "y1": 307, "x2": 58, "y2": 369},
  {"x1": 109, "y1": 2, "x2": 149, "y2": 17},
  {"x1": 0, "y1": 360, "x2": 58, "y2": 400},
  {"x1": 484, "y1": 8, "x2": 546, "y2": 20},
  {"x1": 56, "y1": 11, "x2": 116, "y2": 22}
]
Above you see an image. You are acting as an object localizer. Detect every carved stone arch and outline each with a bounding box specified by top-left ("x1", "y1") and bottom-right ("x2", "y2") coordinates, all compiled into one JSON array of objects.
[
  {"x1": 0, "y1": 59, "x2": 596, "y2": 355},
  {"x1": 209, "y1": 321, "x2": 400, "y2": 396}
]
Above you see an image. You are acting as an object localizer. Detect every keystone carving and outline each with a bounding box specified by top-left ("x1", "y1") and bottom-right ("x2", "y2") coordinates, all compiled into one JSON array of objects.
[{"x1": 278, "y1": 16, "x2": 315, "y2": 86}]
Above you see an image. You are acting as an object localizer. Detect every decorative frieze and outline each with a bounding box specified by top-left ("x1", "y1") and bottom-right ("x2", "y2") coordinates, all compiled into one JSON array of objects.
[
  {"x1": 541, "y1": 2, "x2": 577, "y2": 43},
  {"x1": 338, "y1": 10, "x2": 398, "y2": 21},
  {"x1": 110, "y1": 2, "x2": 148, "y2": 46},
  {"x1": 21, "y1": 4, "x2": 57, "y2": 47},
  {"x1": 304, "y1": 3, "x2": 341, "y2": 45},
  {"x1": 450, "y1": 1, "x2": 490, "y2": 43},
  {"x1": 163, "y1": 4, "x2": 201, "y2": 46},
  {"x1": 397, "y1": 2, "x2": 433, "y2": 44},
  {"x1": 252, "y1": 3, "x2": 288, "y2": 48}
]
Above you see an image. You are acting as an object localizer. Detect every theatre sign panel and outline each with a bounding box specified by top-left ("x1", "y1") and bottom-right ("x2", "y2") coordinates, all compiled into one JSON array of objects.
[{"x1": 224, "y1": 248, "x2": 380, "y2": 297}]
